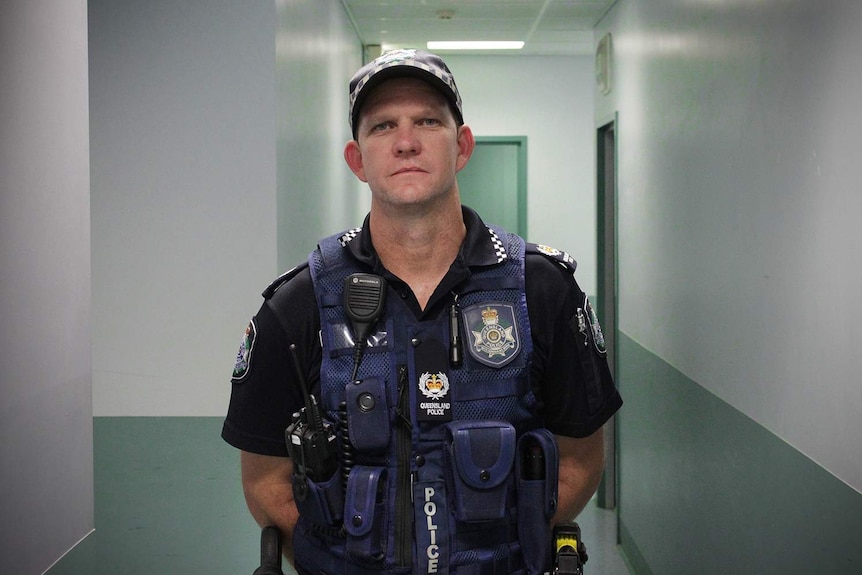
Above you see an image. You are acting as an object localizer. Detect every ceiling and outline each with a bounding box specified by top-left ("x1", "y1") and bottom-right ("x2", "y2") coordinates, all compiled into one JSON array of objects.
[{"x1": 339, "y1": 0, "x2": 618, "y2": 56}]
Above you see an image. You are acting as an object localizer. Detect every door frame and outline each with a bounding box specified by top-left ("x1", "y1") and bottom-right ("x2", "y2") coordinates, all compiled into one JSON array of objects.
[
  {"x1": 596, "y1": 113, "x2": 619, "y2": 512},
  {"x1": 471, "y1": 136, "x2": 528, "y2": 238}
]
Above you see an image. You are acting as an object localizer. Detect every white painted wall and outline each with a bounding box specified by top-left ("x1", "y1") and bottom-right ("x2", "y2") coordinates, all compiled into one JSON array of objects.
[
  {"x1": 274, "y1": 0, "x2": 364, "y2": 271},
  {"x1": 596, "y1": 0, "x2": 862, "y2": 491},
  {"x1": 0, "y1": 0, "x2": 93, "y2": 572},
  {"x1": 89, "y1": 0, "x2": 278, "y2": 415},
  {"x1": 446, "y1": 55, "x2": 598, "y2": 295}
]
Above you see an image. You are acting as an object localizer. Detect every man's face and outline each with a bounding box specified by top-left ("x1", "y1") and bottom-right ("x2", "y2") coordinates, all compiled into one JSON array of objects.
[{"x1": 344, "y1": 77, "x2": 473, "y2": 212}]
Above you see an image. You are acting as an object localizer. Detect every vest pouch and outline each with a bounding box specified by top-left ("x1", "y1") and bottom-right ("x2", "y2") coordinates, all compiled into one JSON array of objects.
[
  {"x1": 344, "y1": 466, "x2": 387, "y2": 560},
  {"x1": 291, "y1": 467, "x2": 344, "y2": 528},
  {"x1": 515, "y1": 428, "x2": 559, "y2": 574},
  {"x1": 346, "y1": 377, "x2": 390, "y2": 453},
  {"x1": 444, "y1": 421, "x2": 516, "y2": 522}
]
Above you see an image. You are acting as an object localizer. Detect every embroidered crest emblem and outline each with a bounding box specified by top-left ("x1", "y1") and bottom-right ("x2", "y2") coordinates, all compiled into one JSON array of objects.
[
  {"x1": 419, "y1": 372, "x2": 450, "y2": 400},
  {"x1": 584, "y1": 298, "x2": 607, "y2": 354},
  {"x1": 462, "y1": 303, "x2": 521, "y2": 368},
  {"x1": 536, "y1": 244, "x2": 561, "y2": 257},
  {"x1": 378, "y1": 48, "x2": 417, "y2": 65},
  {"x1": 418, "y1": 372, "x2": 451, "y2": 420},
  {"x1": 231, "y1": 319, "x2": 257, "y2": 382},
  {"x1": 535, "y1": 244, "x2": 576, "y2": 266}
]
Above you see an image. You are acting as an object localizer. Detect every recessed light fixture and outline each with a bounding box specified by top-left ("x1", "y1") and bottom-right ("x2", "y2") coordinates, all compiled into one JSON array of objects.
[{"x1": 426, "y1": 41, "x2": 525, "y2": 51}]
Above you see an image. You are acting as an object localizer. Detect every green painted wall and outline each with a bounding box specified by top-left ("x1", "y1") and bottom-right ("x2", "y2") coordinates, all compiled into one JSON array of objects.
[
  {"x1": 617, "y1": 333, "x2": 862, "y2": 573},
  {"x1": 47, "y1": 418, "x2": 262, "y2": 575}
]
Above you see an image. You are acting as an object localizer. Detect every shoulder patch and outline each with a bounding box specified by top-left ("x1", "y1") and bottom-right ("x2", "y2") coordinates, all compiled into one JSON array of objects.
[
  {"x1": 262, "y1": 263, "x2": 309, "y2": 300},
  {"x1": 527, "y1": 242, "x2": 577, "y2": 271},
  {"x1": 231, "y1": 318, "x2": 257, "y2": 383},
  {"x1": 584, "y1": 297, "x2": 607, "y2": 355}
]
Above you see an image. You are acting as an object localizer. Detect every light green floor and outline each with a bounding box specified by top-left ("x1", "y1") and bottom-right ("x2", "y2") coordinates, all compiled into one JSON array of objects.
[{"x1": 47, "y1": 417, "x2": 631, "y2": 575}]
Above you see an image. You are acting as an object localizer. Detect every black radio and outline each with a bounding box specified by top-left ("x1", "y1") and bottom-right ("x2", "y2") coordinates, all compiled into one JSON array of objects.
[
  {"x1": 285, "y1": 406, "x2": 338, "y2": 484},
  {"x1": 285, "y1": 344, "x2": 338, "y2": 486}
]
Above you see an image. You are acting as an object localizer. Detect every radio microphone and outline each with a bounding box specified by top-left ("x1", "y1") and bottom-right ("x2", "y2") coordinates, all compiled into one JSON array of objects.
[{"x1": 343, "y1": 273, "x2": 387, "y2": 381}]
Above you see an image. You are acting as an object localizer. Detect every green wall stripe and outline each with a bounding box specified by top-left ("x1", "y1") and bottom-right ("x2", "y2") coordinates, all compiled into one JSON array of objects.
[
  {"x1": 619, "y1": 519, "x2": 654, "y2": 575},
  {"x1": 47, "y1": 417, "x2": 261, "y2": 575},
  {"x1": 617, "y1": 333, "x2": 862, "y2": 574}
]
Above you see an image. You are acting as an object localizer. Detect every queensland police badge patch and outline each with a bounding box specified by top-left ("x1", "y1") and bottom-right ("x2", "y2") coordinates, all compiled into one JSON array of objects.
[
  {"x1": 418, "y1": 372, "x2": 452, "y2": 421},
  {"x1": 231, "y1": 319, "x2": 257, "y2": 382},
  {"x1": 462, "y1": 303, "x2": 520, "y2": 368}
]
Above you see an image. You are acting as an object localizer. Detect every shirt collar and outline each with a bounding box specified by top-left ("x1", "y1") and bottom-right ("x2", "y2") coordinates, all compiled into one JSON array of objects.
[{"x1": 341, "y1": 206, "x2": 506, "y2": 270}]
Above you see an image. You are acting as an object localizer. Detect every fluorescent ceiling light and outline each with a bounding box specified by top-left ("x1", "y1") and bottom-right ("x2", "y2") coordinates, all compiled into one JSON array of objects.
[{"x1": 427, "y1": 41, "x2": 524, "y2": 50}]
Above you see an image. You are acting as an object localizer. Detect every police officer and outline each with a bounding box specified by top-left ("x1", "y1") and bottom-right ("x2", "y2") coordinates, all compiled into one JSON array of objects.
[{"x1": 222, "y1": 49, "x2": 621, "y2": 575}]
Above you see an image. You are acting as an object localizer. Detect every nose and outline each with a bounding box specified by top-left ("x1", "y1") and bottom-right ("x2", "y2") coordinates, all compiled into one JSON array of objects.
[{"x1": 393, "y1": 124, "x2": 420, "y2": 156}]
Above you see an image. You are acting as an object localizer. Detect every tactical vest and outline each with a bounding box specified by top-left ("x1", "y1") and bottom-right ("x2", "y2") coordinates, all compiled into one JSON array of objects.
[{"x1": 291, "y1": 225, "x2": 559, "y2": 575}]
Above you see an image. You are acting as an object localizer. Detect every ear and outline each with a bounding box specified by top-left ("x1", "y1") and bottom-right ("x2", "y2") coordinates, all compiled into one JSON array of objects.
[
  {"x1": 455, "y1": 124, "x2": 475, "y2": 173},
  {"x1": 344, "y1": 140, "x2": 368, "y2": 182}
]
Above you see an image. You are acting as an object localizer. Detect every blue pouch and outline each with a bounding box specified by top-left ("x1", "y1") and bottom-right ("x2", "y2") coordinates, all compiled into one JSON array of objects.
[
  {"x1": 344, "y1": 466, "x2": 388, "y2": 559},
  {"x1": 346, "y1": 377, "x2": 390, "y2": 453},
  {"x1": 292, "y1": 467, "x2": 344, "y2": 528},
  {"x1": 515, "y1": 428, "x2": 558, "y2": 574},
  {"x1": 444, "y1": 421, "x2": 516, "y2": 522}
]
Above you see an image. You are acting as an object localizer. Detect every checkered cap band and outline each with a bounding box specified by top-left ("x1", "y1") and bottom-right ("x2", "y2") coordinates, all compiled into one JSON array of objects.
[{"x1": 349, "y1": 49, "x2": 463, "y2": 136}]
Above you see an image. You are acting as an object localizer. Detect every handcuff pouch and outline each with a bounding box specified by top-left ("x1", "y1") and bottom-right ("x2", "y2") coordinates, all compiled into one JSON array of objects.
[{"x1": 445, "y1": 420, "x2": 516, "y2": 522}]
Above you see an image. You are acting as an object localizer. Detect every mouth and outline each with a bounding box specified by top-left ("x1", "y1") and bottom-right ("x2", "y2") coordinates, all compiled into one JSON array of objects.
[{"x1": 392, "y1": 166, "x2": 427, "y2": 176}]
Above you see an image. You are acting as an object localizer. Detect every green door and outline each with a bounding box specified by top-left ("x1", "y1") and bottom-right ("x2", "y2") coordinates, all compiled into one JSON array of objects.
[{"x1": 457, "y1": 136, "x2": 527, "y2": 237}]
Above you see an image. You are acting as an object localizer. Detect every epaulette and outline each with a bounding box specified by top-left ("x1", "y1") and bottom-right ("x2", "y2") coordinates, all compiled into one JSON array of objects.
[
  {"x1": 526, "y1": 242, "x2": 577, "y2": 273},
  {"x1": 261, "y1": 262, "x2": 309, "y2": 300}
]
